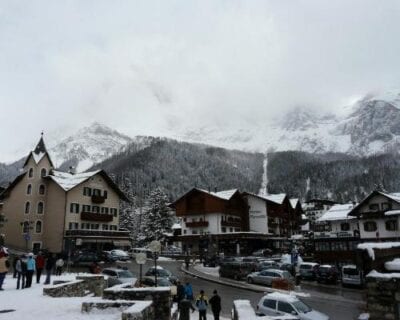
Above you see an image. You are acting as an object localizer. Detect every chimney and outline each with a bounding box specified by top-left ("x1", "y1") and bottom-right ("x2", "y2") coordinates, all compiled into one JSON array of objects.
[{"x1": 69, "y1": 166, "x2": 75, "y2": 175}]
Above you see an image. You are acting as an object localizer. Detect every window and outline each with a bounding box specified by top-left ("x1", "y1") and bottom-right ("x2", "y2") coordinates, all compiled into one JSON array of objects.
[
  {"x1": 315, "y1": 242, "x2": 330, "y2": 251},
  {"x1": 110, "y1": 208, "x2": 118, "y2": 217},
  {"x1": 364, "y1": 221, "x2": 377, "y2": 232},
  {"x1": 263, "y1": 299, "x2": 276, "y2": 309},
  {"x1": 381, "y1": 202, "x2": 391, "y2": 210},
  {"x1": 340, "y1": 223, "x2": 350, "y2": 231},
  {"x1": 28, "y1": 168, "x2": 34, "y2": 178},
  {"x1": 92, "y1": 188, "x2": 101, "y2": 196},
  {"x1": 221, "y1": 227, "x2": 226, "y2": 233},
  {"x1": 101, "y1": 207, "x2": 109, "y2": 214},
  {"x1": 92, "y1": 206, "x2": 100, "y2": 213},
  {"x1": 192, "y1": 230, "x2": 198, "y2": 235},
  {"x1": 27, "y1": 184, "x2": 32, "y2": 195},
  {"x1": 37, "y1": 202, "x2": 44, "y2": 214},
  {"x1": 102, "y1": 224, "x2": 109, "y2": 230},
  {"x1": 70, "y1": 203, "x2": 79, "y2": 213},
  {"x1": 385, "y1": 220, "x2": 398, "y2": 231},
  {"x1": 35, "y1": 221, "x2": 42, "y2": 233},
  {"x1": 331, "y1": 241, "x2": 347, "y2": 251},
  {"x1": 22, "y1": 221, "x2": 30, "y2": 233},
  {"x1": 369, "y1": 203, "x2": 379, "y2": 211},
  {"x1": 82, "y1": 205, "x2": 91, "y2": 212},
  {"x1": 277, "y1": 301, "x2": 295, "y2": 314},
  {"x1": 39, "y1": 184, "x2": 45, "y2": 195},
  {"x1": 68, "y1": 222, "x2": 79, "y2": 230},
  {"x1": 40, "y1": 168, "x2": 47, "y2": 178},
  {"x1": 25, "y1": 202, "x2": 30, "y2": 214},
  {"x1": 183, "y1": 229, "x2": 187, "y2": 234},
  {"x1": 103, "y1": 190, "x2": 108, "y2": 199},
  {"x1": 83, "y1": 187, "x2": 92, "y2": 196}
]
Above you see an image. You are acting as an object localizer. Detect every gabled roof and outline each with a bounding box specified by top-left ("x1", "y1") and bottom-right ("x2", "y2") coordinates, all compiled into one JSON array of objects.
[
  {"x1": 46, "y1": 169, "x2": 130, "y2": 202},
  {"x1": 23, "y1": 136, "x2": 54, "y2": 168},
  {"x1": 0, "y1": 171, "x2": 27, "y2": 199},
  {"x1": 170, "y1": 188, "x2": 240, "y2": 207},
  {"x1": 317, "y1": 203, "x2": 356, "y2": 222},
  {"x1": 349, "y1": 190, "x2": 400, "y2": 217},
  {"x1": 264, "y1": 193, "x2": 287, "y2": 205},
  {"x1": 290, "y1": 198, "x2": 300, "y2": 209}
]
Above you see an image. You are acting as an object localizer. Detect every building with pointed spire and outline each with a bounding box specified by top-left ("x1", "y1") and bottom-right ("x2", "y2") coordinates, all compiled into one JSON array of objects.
[{"x1": 0, "y1": 136, "x2": 130, "y2": 253}]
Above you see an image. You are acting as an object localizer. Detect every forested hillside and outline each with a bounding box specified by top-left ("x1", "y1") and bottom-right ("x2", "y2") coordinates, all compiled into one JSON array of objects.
[{"x1": 267, "y1": 151, "x2": 400, "y2": 202}]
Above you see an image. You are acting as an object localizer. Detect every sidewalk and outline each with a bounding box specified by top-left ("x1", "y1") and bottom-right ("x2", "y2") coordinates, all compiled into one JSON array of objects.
[{"x1": 181, "y1": 263, "x2": 366, "y2": 305}]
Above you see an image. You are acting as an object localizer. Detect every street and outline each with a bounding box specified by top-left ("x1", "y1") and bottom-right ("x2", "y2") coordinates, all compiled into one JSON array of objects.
[{"x1": 115, "y1": 259, "x2": 365, "y2": 320}]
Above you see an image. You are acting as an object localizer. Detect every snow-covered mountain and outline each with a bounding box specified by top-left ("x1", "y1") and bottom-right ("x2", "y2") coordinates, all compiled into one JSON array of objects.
[
  {"x1": 48, "y1": 122, "x2": 134, "y2": 172},
  {"x1": 171, "y1": 91, "x2": 400, "y2": 156}
]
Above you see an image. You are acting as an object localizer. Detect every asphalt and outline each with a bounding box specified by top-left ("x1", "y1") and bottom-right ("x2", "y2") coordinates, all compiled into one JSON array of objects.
[{"x1": 180, "y1": 263, "x2": 366, "y2": 305}]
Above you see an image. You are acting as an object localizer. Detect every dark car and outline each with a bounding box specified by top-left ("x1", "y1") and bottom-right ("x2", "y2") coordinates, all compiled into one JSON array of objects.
[
  {"x1": 316, "y1": 265, "x2": 339, "y2": 284},
  {"x1": 299, "y1": 263, "x2": 319, "y2": 280},
  {"x1": 69, "y1": 252, "x2": 101, "y2": 267},
  {"x1": 144, "y1": 266, "x2": 178, "y2": 284},
  {"x1": 219, "y1": 262, "x2": 254, "y2": 280},
  {"x1": 100, "y1": 251, "x2": 118, "y2": 262}
]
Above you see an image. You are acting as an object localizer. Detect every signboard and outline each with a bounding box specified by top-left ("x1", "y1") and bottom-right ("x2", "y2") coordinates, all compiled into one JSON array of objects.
[
  {"x1": 135, "y1": 253, "x2": 147, "y2": 265},
  {"x1": 148, "y1": 240, "x2": 161, "y2": 253},
  {"x1": 23, "y1": 233, "x2": 30, "y2": 241}
]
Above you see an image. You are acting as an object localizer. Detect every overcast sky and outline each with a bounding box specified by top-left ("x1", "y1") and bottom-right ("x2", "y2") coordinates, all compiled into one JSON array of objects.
[{"x1": 1, "y1": 0, "x2": 400, "y2": 161}]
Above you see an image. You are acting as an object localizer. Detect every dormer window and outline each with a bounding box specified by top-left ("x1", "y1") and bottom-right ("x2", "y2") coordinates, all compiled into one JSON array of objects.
[
  {"x1": 27, "y1": 184, "x2": 32, "y2": 195},
  {"x1": 41, "y1": 168, "x2": 47, "y2": 178},
  {"x1": 28, "y1": 168, "x2": 34, "y2": 178}
]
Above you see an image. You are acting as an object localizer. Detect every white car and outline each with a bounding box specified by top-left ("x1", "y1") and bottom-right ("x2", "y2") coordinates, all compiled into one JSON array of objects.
[
  {"x1": 102, "y1": 268, "x2": 136, "y2": 287},
  {"x1": 109, "y1": 249, "x2": 130, "y2": 261},
  {"x1": 257, "y1": 292, "x2": 329, "y2": 320}
]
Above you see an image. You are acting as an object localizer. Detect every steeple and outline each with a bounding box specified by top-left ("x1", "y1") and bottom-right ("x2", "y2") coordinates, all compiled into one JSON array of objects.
[
  {"x1": 33, "y1": 132, "x2": 48, "y2": 155},
  {"x1": 23, "y1": 132, "x2": 54, "y2": 169}
]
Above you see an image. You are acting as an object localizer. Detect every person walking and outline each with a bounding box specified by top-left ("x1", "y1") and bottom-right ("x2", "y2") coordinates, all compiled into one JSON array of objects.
[
  {"x1": 44, "y1": 253, "x2": 55, "y2": 285},
  {"x1": 16, "y1": 255, "x2": 27, "y2": 289},
  {"x1": 25, "y1": 253, "x2": 36, "y2": 288},
  {"x1": 209, "y1": 290, "x2": 221, "y2": 320},
  {"x1": 184, "y1": 282, "x2": 194, "y2": 301},
  {"x1": 35, "y1": 251, "x2": 45, "y2": 283},
  {"x1": 12, "y1": 256, "x2": 18, "y2": 278},
  {"x1": 178, "y1": 297, "x2": 195, "y2": 320},
  {"x1": 176, "y1": 280, "x2": 185, "y2": 306},
  {"x1": 195, "y1": 290, "x2": 208, "y2": 320},
  {"x1": 55, "y1": 256, "x2": 64, "y2": 276},
  {"x1": 0, "y1": 247, "x2": 10, "y2": 290}
]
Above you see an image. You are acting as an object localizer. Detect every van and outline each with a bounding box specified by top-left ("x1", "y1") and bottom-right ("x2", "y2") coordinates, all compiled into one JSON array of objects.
[
  {"x1": 341, "y1": 265, "x2": 364, "y2": 287},
  {"x1": 129, "y1": 247, "x2": 153, "y2": 259}
]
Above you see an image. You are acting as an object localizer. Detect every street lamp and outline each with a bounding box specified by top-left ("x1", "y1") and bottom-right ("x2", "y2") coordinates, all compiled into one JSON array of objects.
[{"x1": 148, "y1": 240, "x2": 161, "y2": 285}]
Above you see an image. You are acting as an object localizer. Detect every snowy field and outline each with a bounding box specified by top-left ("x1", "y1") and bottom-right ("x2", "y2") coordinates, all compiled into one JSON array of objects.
[{"x1": 0, "y1": 273, "x2": 229, "y2": 320}]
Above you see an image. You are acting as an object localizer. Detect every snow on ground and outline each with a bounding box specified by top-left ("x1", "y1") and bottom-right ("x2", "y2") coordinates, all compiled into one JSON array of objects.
[
  {"x1": 0, "y1": 273, "x2": 229, "y2": 320},
  {"x1": 157, "y1": 256, "x2": 174, "y2": 262},
  {"x1": 194, "y1": 264, "x2": 220, "y2": 278}
]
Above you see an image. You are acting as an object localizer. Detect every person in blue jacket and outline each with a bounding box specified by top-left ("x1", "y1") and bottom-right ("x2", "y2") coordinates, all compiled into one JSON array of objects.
[
  {"x1": 184, "y1": 282, "x2": 194, "y2": 300},
  {"x1": 25, "y1": 253, "x2": 36, "y2": 288}
]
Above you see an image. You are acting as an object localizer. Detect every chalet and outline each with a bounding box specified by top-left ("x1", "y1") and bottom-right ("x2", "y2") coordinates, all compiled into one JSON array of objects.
[
  {"x1": 264, "y1": 194, "x2": 293, "y2": 237},
  {"x1": 313, "y1": 203, "x2": 360, "y2": 266},
  {"x1": 170, "y1": 188, "x2": 272, "y2": 255},
  {"x1": 348, "y1": 190, "x2": 400, "y2": 241},
  {"x1": 303, "y1": 199, "x2": 337, "y2": 223},
  {"x1": 289, "y1": 198, "x2": 304, "y2": 235},
  {"x1": 0, "y1": 136, "x2": 130, "y2": 253}
]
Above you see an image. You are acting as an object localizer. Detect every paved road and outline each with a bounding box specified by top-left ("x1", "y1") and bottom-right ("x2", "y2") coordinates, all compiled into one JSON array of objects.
[{"x1": 113, "y1": 259, "x2": 365, "y2": 320}]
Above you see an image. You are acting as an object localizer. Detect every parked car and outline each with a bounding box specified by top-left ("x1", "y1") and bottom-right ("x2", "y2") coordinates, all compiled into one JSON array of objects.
[
  {"x1": 203, "y1": 255, "x2": 219, "y2": 267},
  {"x1": 252, "y1": 248, "x2": 273, "y2": 257},
  {"x1": 69, "y1": 252, "x2": 101, "y2": 267},
  {"x1": 144, "y1": 266, "x2": 178, "y2": 284},
  {"x1": 100, "y1": 251, "x2": 118, "y2": 262},
  {"x1": 129, "y1": 247, "x2": 153, "y2": 259},
  {"x1": 299, "y1": 262, "x2": 319, "y2": 280},
  {"x1": 280, "y1": 263, "x2": 296, "y2": 276},
  {"x1": 102, "y1": 267, "x2": 136, "y2": 287},
  {"x1": 219, "y1": 262, "x2": 254, "y2": 280},
  {"x1": 108, "y1": 249, "x2": 130, "y2": 261},
  {"x1": 316, "y1": 265, "x2": 339, "y2": 284},
  {"x1": 258, "y1": 260, "x2": 281, "y2": 271},
  {"x1": 141, "y1": 276, "x2": 177, "y2": 297},
  {"x1": 247, "y1": 269, "x2": 293, "y2": 286},
  {"x1": 257, "y1": 292, "x2": 329, "y2": 320},
  {"x1": 341, "y1": 265, "x2": 364, "y2": 287}
]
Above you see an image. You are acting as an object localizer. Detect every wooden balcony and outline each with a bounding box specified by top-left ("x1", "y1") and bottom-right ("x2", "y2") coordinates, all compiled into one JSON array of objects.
[
  {"x1": 65, "y1": 229, "x2": 129, "y2": 238},
  {"x1": 186, "y1": 221, "x2": 209, "y2": 228},
  {"x1": 91, "y1": 194, "x2": 106, "y2": 204},
  {"x1": 221, "y1": 220, "x2": 242, "y2": 228},
  {"x1": 81, "y1": 211, "x2": 113, "y2": 222}
]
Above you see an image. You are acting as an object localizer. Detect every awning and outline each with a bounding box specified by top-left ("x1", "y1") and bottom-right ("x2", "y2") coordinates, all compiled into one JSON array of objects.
[
  {"x1": 113, "y1": 240, "x2": 131, "y2": 247},
  {"x1": 82, "y1": 239, "x2": 113, "y2": 244}
]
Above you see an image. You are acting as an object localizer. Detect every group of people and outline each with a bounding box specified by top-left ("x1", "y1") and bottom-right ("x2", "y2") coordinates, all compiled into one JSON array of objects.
[
  {"x1": 0, "y1": 247, "x2": 66, "y2": 291},
  {"x1": 176, "y1": 281, "x2": 221, "y2": 320}
]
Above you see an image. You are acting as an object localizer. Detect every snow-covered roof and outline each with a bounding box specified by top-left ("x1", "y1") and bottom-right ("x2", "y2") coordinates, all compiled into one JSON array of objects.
[
  {"x1": 171, "y1": 223, "x2": 181, "y2": 229},
  {"x1": 357, "y1": 242, "x2": 400, "y2": 260},
  {"x1": 199, "y1": 188, "x2": 238, "y2": 200},
  {"x1": 367, "y1": 270, "x2": 400, "y2": 279},
  {"x1": 385, "y1": 258, "x2": 400, "y2": 271},
  {"x1": 265, "y1": 193, "x2": 286, "y2": 204},
  {"x1": 384, "y1": 210, "x2": 400, "y2": 216},
  {"x1": 317, "y1": 203, "x2": 356, "y2": 222},
  {"x1": 381, "y1": 191, "x2": 400, "y2": 203},
  {"x1": 48, "y1": 170, "x2": 102, "y2": 191},
  {"x1": 290, "y1": 198, "x2": 299, "y2": 208}
]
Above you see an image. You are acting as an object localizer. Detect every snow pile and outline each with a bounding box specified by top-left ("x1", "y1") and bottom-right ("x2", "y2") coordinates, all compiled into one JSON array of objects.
[
  {"x1": 357, "y1": 242, "x2": 400, "y2": 260},
  {"x1": 366, "y1": 270, "x2": 400, "y2": 279},
  {"x1": 385, "y1": 258, "x2": 400, "y2": 271}
]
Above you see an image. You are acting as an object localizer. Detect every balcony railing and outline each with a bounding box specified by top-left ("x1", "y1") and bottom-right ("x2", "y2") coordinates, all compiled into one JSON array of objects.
[
  {"x1": 186, "y1": 221, "x2": 209, "y2": 228},
  {"x1": 221, "y1": 220, "x2": 242, "y2": 228},
  {"x1": 65, "y1": 229, "x2": 129, "y2": 238},
  {"x1": 91, "y1": 194, "x2": 106, "y2": 204},
  {"x1": 81, "y1": 211, "x2": 113, "y2": 222}
]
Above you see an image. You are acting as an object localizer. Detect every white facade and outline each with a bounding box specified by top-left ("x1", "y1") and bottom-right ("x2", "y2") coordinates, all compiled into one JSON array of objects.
[
  {"x1": 246, "y1": 195, "x2": 269, "y2": 234},
  {"x1": 181, "y1": 213, "x2": 242, "y2": 236}
]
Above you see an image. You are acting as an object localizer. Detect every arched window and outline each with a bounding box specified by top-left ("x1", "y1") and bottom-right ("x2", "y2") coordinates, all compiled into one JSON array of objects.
[
  {"x1": 40, "y1": 168, "x2": 47, "y2": 178},
  {"x1": 25, "y1": 202, "x2": 30, "y2": 214},
  {"x1": 27, "y1": 184, "x2": 32, "y2": 195},
  {"x1": 39, "y1": 184, "x2": 45, "y2": 195},
  {"x1": 37, "y1": 202, "x2": 44, "y2": 214},
  {"x1": 364, "y1": 221, "x2": 377, "y2": 232},
  {"x1": 28, "y1": 168, "x2": 34, "y2": 178},
  {"x1": 22, "y1": 221, "x2": 30, "y2": 233},
  {"x1": 35, "y1": 220, "x2": 42, "y2": 233}
]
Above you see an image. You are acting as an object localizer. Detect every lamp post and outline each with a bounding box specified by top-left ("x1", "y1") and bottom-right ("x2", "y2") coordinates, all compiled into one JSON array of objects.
[{"x1": 149, "y1": 240, "x2": 161, "y2": 286}]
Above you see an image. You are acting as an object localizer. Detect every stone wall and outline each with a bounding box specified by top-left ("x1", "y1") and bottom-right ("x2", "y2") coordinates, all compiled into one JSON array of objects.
[
  {"x1": 104, "y1": 284, "x2": 170, "y2": 320},
  {"x1": 366, "y1": 276, "x2": 400, "y2": 320},
  {"x1": 43, "y1": 275, "x2": 106, "y2": 298}
]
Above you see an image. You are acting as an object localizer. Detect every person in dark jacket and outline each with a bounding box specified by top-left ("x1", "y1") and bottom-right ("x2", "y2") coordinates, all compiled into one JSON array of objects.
[
  {"x1": 209, "y1": 290, "x2": 221, "y2": 320},
  {"x1": 178, "y1": 297, "x2": 195, "y2": 320},
  {"x1": 44, "y1": 253, "x2": 55, "y2": 285},
  {"x1": 16, "y1": 255, "x2": 27, "y2": 289},
  {"x1": 176, "y1": 280, "x2": 185, "y2": 306},
  {"x1": 36, "y1": 251, "x2": 45, "y2": 283}
]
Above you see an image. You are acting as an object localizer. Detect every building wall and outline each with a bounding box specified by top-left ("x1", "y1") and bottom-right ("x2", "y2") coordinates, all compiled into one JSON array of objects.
[
  {"x1": 247, "y1": 196, "x2": 268, "y2": 233},
  {"x1": 181, "y1": 212, "x2": 243, "y2": 235}
]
